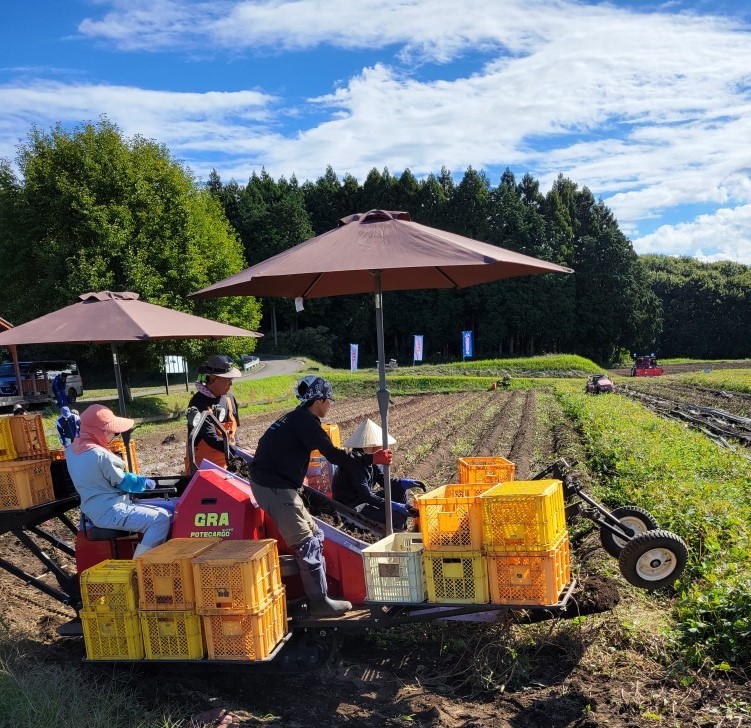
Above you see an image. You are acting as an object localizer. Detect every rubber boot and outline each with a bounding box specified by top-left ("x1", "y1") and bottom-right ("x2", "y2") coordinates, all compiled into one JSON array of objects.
[{"x1": 293, "y1": 535, "x2": 352, "y2": 616}]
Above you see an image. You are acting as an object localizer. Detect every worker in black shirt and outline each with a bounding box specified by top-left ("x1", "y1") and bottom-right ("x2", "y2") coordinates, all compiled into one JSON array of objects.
[
  {"x1": 185, "y1": 355, "x2": 242, "y2": 473},
  {"x1": 249, "y1": 376, "x2": 393, "y2": 616}
]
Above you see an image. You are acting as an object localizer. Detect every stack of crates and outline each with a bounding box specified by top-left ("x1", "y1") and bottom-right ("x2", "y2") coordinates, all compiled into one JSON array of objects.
[
  {"x1": 136, "y1": 538, "x2": 222, "y2": 660},
  {"x1": 0, "y1": 414, "x2": 54, "y2": 511},
  {"x1": 80, "y1": 560, "x2": 144, "y2": 660},
  {"x1": 306, "y1": 423, "x2": 341, "y2": 497},
  {"x1": 414, "y1": 457, "x2": 515, "y2": 605},
  {"x1": 192, "y1": 539, "x2": 288, "y2": 661},
  {"x1": 480, "y1": 480, "x2": 570, "y2": 606}
]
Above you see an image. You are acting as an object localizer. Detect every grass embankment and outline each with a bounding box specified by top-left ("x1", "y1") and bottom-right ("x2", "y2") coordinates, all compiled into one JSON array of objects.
[{"x1": 555, "y1": 382, "x2": 751, "y2": 668}]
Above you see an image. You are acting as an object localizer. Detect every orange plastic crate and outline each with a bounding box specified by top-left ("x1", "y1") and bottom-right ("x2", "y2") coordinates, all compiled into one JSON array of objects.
[
  {"x1": 81, "y1": 559, "x2": 139, "y2": 612},
  {"x1": 140, "y1": 610, "x2": 205, "y2": 660},
  {"x1": 0, "y1": 418, "x2": 17, "y2": 462},
  {"x1": 107, "y1": 439, "x2": 140, "y2": 473},
  {"x1": 423, "y1": 551, "x2": 489, "y2": 604},
  {"x1": 487, "y1": 534, "x2": 571, "y2": 606},
  {"x1": 457, "y1": 456, "x2": 515, "y2": 485},
  {"x1": 193, "y1": 539, "x2": 282, "y2": 612},
  {"x1": 305, "y1": 456, "x2": 333, "y2": 497},
  {"x1": 81, "y1": 608, "x2": 144, "y2": 660},
  {"x1": 310, "y1": 423, "x2": 341, "y2": 458},
  {"x1": 415, "y1": 483, "x2": 494, "y2": 551},
  {"x1": 8, "y1": 414, "x2": 49, "y2": 459},
  {"x1": 481, "y1": 480, "x2": 566, "y2": 553},
  {"x1": 0, "y1": 458, "x2": 54, "y2": 511},
  {"x1": 202, "y1": 588, "x2": 288, "y2": 661},
  {"x1": 136, "y1": 538, "x2": 222, "y2": 610}
]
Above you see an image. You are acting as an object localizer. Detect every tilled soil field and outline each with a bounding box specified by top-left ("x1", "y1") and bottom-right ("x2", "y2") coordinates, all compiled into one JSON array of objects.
[{"x1": 1, "y1": 390, "x2": 747, "y2": 728}]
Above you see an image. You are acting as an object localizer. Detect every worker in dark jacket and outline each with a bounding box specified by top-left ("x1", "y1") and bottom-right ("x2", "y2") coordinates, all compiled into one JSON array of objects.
[
  {"x1": 52, "y1": 372, "x2": 69, "y2": 409},
  {"x1": 332, "y1": 418, "x2": 422, "y2": 529},
  {"x1": 185, "y1": 355, "x2": 242, "y2": 473},
  {"x1": 249, "y1": 376, "x2": 393, "y2": 616},
  {"x1": 56, "y1": 406, "x2": 81, "y2": 447}
]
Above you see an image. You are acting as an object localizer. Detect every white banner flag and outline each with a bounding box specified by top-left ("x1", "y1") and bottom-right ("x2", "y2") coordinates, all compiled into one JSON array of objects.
[
  {"x1": 350, "y1": 343, "x2": 359, "y2": 371},
  {"x1": 413, "y1": 335, "x2": 424, "y2": 362}
]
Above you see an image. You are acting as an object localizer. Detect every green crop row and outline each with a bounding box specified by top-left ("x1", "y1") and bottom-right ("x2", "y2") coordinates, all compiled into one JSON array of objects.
[
  {"x1": 670, "y1": 368, "x2": 751, "y2": 394},
  {"x1": 555, "y1": 382, "x2": 751, "y2": 668}
]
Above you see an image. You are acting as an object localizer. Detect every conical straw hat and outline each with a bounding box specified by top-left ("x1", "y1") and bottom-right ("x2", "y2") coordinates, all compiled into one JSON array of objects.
[{"x1": 343, "y1": 418, "x2": 396, "y2": 448}]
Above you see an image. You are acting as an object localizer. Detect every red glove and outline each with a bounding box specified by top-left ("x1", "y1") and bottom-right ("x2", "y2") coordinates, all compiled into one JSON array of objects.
[{"x1": 372, "y1": 449, "x2": 393, "y2": 465}]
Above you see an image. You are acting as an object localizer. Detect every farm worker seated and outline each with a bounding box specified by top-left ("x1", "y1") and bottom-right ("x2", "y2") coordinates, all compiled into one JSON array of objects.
[
  {"x1": 52, "y1": 371, "x2": 69, "y2": 409},
  {"x1": 332, "y1": 418, "x2": 422, "y2": 529},
  {"x1": 249, "y1": 376, "x2": 393, "y2": 617},
  {"x1": 66, "y1": 405, "x2": 173, "y2": 557},
  {"x1": 185, "y1": 354, "x2": 242, "y2": 472},
  {"x1": 56, "y1": 405, "x2": 81, "y2": 447},
  {"x1": 12, "y1": 403, "x2": 25, "y2": 416}
]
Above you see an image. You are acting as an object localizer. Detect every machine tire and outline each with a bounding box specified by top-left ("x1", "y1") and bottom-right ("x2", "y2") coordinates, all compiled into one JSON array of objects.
[
  {"x1": 600, "y1": 505, "x2": 659, "y2": 557},
  {"x1": 67, "y1": 388, "x2": 78, "y2": 404},
  {"x1": 618, "y1": 529, "x2": 688, "y2": 590}
]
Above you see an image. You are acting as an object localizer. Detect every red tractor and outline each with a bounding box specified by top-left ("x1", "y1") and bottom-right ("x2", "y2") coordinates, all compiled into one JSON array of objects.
[
  {"x1": 631, "y1": 354, "x2": 663, "y2": 377},
  {"x1": 585, "y1": 374, "x2": 614, "y2": 394}
]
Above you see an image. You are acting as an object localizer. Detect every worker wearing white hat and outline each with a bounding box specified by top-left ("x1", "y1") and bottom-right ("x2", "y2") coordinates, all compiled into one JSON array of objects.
[{"x1": 332, "y1": 418, "x2": 424, "y2": 529}]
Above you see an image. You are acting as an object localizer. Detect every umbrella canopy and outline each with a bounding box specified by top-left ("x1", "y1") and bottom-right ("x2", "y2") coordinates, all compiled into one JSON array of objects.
[
  {"x1": 192, "y1": 209, "x2": 573, "y2": 532},
  {"x1": 194, "y1": 210, "x2": 572, "y2": 299},
  {"x1": 0, "y1": 291, "x2": 261, "y2": 415}
]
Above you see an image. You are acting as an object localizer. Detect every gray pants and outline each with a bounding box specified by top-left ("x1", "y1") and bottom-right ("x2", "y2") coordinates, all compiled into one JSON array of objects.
[{"x1": 250, "y1": 483, "x2": 328, "y2": 602}]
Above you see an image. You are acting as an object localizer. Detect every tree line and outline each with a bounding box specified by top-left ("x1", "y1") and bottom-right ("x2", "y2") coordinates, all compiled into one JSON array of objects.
[{"x1": 0, "y1": 119, "x2": 748, "y2": 371}]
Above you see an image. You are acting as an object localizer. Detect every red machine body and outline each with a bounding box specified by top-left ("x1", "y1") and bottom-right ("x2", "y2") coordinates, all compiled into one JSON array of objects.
[
  {"x1": 631, "y1": 355, "x2": 663, "y2": 377},
  {"x1": 172, "y1": 467, "x2": 266, "y2": 540}
]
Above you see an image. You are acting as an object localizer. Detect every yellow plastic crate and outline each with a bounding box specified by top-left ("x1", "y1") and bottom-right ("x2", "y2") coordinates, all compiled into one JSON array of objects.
[
  {"x1": 7, "y1": 414, "x2": 49, "y2": 459},
  {"x1": 362, "y1": 533, "x2": 427, "y2": 604},
  {"x1": 481, "y1": 480, "x2": 567, "y2": 553},
  {"x1": 415, "y1": 483, "x2": 494, "y2": 551},
  {"x1": 140, "y1": 610, "x2": 205, "y2": 660},
  {"x1": 487, "y1": 533, "x2": 571, "y2": 606},
  {"x1": 203, "y1": 588, "x2": 288, "y2": 661},
  {"x1": 136, "y1": 538, "x2": 222, "y2": 610},
  {"x1": 193, "y1": 539, "x2": 282, "y2": 612},
  {"x1": 0, "y1": 418, "x2": 17, "y2": 462},
  {"x1": 0, "y1": 458, "x2": 54, "y2": 511},
  {"x1": 423, "y1": 551, "x2": 489, "y2": 604},
  {"x1": 107, "y1": 439, "x2": 140, "y2": 473},
  {"x1": 81, "y1": 609, "x2": 144, "y2": 660},
  {"x1": 81, "y1": 559, "x2": 139, "y2": 612},
  {"x1": 457, "y1": 456, "x2": 515, "y2": 485}
]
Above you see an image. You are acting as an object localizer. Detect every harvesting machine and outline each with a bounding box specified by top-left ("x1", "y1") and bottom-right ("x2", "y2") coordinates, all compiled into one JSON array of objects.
[
  {"x1": 0, "y1": 410, "x2": 688, "y2": 668},
  {"x1": 631, "y1": 354, "x2": 663, "y2": 377}
]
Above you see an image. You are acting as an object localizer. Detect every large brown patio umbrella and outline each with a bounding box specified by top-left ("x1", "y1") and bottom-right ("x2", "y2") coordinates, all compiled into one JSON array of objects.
[
  {"x1": 191, "y1": 209, "x2": 573, "y2": 532},
  {"x1": 0, "y1": 291, "x2": 261, "y2": 416}
]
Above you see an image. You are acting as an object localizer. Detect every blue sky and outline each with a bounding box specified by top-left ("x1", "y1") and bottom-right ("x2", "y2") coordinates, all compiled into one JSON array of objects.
[{"x1": 3, "y1": 0, "x2": 751, "y2": 262}]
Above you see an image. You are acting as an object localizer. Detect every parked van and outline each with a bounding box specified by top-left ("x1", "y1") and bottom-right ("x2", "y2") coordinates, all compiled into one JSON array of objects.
[{"x1": 0, "y1": 360, "x2": 84, "y2": 404}]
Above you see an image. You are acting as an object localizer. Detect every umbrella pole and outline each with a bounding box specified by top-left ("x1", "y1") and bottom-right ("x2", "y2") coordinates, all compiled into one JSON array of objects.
[
  {"x1": 111, "y1": 343, "x2": 127, "y2": 418},
  {"x1": 374, "y1": 271, "x2": 393, "y2": 535}
]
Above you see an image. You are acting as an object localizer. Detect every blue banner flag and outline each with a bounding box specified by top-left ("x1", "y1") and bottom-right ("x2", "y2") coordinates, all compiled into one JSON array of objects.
[
  {"x1": 462, "y1": 330, "x2": 473, "y2": 358},
  {"x1": 350, "y1": 343, "x2": 359, "y2": 371}
]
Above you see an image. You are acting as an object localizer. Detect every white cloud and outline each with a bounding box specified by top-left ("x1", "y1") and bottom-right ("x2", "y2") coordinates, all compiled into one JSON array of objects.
[
  {"x1": 633, "y1": 204, "x2": 751, "y2": 264},
  {"x1": 0, "y1": 81, "x2": 277, "y2": 169}
]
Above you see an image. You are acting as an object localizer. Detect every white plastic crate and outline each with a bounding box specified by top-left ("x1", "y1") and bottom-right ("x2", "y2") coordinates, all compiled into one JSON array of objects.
[{"x1": 362, "y1": 533, "x2": 426, "y2": 604}]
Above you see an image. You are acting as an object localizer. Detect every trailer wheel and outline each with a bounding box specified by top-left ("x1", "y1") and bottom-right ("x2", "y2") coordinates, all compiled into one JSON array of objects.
[
  {"x1": 600, "y1": 505, "x2": 658, "y2": 557},
  {"x1": 618, "y1": 530, "x2": 688, "y2": 590},
  {"x1": 67, "y1": 388, "x2": 78, "y2": 404}
]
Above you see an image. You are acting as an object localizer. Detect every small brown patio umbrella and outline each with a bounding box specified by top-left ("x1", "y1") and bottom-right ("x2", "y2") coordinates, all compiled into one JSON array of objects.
[
  {"x1": 191, "y1": 210, "x2": 573, "y2": 532},
  {"x1": 0, "y1": 291, "x2": 261, "y2": 416}
]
